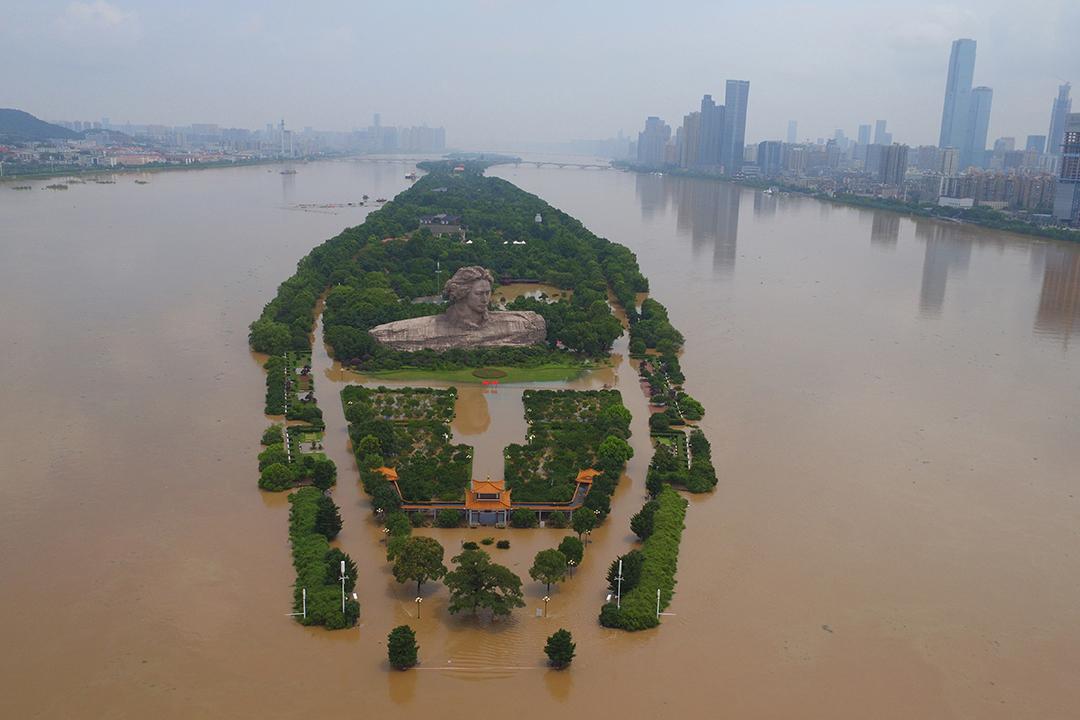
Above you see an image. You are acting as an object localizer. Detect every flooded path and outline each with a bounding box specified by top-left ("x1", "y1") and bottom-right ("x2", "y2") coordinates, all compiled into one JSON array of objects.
[{"x1": 1, "y1": 159, "x2": 1078, "y2": 718}]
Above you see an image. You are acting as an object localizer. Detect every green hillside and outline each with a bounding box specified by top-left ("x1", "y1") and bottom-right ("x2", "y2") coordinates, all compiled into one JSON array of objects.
[{"x1": 0, "y1": 109, "x2": 80, "y2": 142}]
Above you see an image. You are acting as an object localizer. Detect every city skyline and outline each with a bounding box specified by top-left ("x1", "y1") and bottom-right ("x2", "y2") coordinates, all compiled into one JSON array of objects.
[{"x1": 2, "y1": 0, "x2": 1077, "y2": 149}]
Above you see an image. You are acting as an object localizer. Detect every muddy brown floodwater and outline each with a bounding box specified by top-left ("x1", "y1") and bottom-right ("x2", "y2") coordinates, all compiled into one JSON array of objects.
[{"x1": 1, "y1": 159, "x2": 1079, "y2": 718}]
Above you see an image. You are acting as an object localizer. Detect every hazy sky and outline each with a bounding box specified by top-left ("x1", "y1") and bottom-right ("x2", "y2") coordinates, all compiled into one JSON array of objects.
[{"x1": 2, "y1": 0, "x2": 1077, "y2": 149}]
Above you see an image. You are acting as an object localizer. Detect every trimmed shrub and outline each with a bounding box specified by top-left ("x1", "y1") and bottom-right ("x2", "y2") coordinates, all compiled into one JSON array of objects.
[
  {"x1": 599, "y1": 487, "x2": 687, "y2": 631},
  {"x1": 262, "y1": 424, "x2": 284, "y2": 445},
  {"x1": 544, "y1": 629, "x2": 575, "y2": 669},
  {"x1": 388, "y1": 625, "x2": 418, "y2": 670},
  {"x1": 436, "y1": 508, "x2": 461, "y2": 528},
  {"x1": 496, "y1": 540, "x2": 510, "y2": 549},
  {"x1": 510, "y1": 508, "x2": 539, "y2": 528},
  {"x1": 259, "y1": 463, "x2": 294, "y2": 491},
  {"x1": 547, "y1": 512, "x2": 569, "y2": 529}
]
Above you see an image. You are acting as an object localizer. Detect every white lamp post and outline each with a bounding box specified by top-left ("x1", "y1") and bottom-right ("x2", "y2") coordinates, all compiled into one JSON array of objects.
[
  {"x1": 616, "y1": 558, "x2": 624, "y2": 609},
  {"x1": 339, "y1": 560, "x2": 347, "y2": 614}
]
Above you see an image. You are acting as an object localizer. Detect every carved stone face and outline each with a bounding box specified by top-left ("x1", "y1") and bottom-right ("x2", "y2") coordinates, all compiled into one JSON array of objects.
[{"x1": 463, "y1": 279, "x2": 492, "y2": 317}]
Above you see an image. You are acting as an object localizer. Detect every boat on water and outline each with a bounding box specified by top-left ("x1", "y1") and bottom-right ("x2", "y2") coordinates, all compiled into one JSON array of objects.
[
  {"x1": 375, "y1": 198, "x2": 387, "y2": 203},
  {"x1": 405, "y1": 172, "x2": 417, "y2": 180},
  {"x1": 280, "y1": 169, "x2": 297, "y2": 175}
]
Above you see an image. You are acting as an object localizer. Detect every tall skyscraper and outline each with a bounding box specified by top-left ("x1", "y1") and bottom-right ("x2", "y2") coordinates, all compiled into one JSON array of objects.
[
  {"x1": 858, "y1": 124, "x2": 871, "y2": 146},
  {"x1": 1053, "y1": 113, "x2": 1080, "y2": 224},
  {"x1": 1027, "y1": 135, "x2": 1047, "y2": 154},
  {"x1": 874, "y1": 120, "x2": 888, "y2": 144},
  {"x1": 939, "y1": 39, "x2": 977, "y2": 152},
  {"x1": 697, "y1": 94, "x2": 725, "y2": 169},
  {"x1": 787, "y1": 120, "x2": 797, "y2": 144},
  {"x1": 964, "y1": 86, "x2": 993, "y2": 169},
  {"x1": 636, "y1": 116, "x2": 671, "y2": 167},
  {"x1": 721, "y1": 80, "x2": 750, "y2": 173},
  {"x1": 1047, "y1": 83, "x2": 1073, "y2": 156}
]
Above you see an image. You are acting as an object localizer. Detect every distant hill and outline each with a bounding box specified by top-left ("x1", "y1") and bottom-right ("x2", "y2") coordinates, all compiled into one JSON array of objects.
[{"x1": 0, "y1": 109, "x2": 80, "y2": 142}]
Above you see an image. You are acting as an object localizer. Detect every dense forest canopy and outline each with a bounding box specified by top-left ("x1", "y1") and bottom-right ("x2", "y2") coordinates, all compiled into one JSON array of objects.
[{"x1": 249, "y1": 166, "x2": 648, "y2": 370}]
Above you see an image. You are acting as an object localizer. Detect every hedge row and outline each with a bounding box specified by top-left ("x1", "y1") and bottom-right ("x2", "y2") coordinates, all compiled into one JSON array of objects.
[
  {"x1": 288, "y1": 488, "x2": 360, "y2": 629},
  {"x1": 599, "y1": 485, "x2": 687, "y2": 630}
]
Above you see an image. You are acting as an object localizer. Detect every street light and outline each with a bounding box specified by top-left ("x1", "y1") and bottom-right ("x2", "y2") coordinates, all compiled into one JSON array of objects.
[
  {"x1": 543, "y1": 595, "x2": 550, "y2": 617},
  {"x1": 567, "y1": 559, "x2": 576, "y2": 577},
  {"x1": 339, "y1": 560, "x2": 347, "y2": 614},
  {"x1": 616, "y1": 558, "x2": 624, "y2": 610},
  {"x1": 415, "y1": 596, "x2": 423, "y2": 619}
]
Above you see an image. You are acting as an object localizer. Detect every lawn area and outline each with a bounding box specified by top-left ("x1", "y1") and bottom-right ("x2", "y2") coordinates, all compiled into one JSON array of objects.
[{"x1": 360, "y1": 362, "x2": 591, "y2": 384}]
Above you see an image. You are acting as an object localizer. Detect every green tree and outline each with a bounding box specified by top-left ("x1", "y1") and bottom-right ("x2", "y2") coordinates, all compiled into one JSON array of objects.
[
  {"x1": 392, "y1": 537, "x2": 448, "y2": 595},
  {"x1": 649, "y1": 412, "x2": 671, "y2": 432},
  {"x1": 443, "y1": 549, "x2": 525, "y2": 617},
  {"x1": 249, "y1": 319, "x2": 292, "y2": 355},
  {"x1": 385, "y1": 511, "x2": 412, "y2": 537},
  {"x1": 258, "y1": 462, "x2": 294, "y2": 491},
  {"x1": 557, "y1": 536, "x2": 584, "y2": 566},
  {"x1": 645, "y1": 468, "x2": 664, "y2": 498},
  {"x1": 597, "y1": 435, "x2": 634, "y2": 466},
  {"x1": 606, "y1": 549, "x2": 644, "y2": 595},
  {"x1": 313, "y1": 495, "x2": 343, "y2": 540},
  {"x1": 630, "y1": 500, "x2": 659, "y2": 541},
  {"x1": 387, "y1": 625, "x2": 418, "y2": 670},
  {"x1": 529, "y1": 549, "x2": 568, "y2": 594},
  {"x1": 435, "y1": 508, "x2": 461, "y2": 528},
  {"x1": 311, "y1": 458, "x2": 336, "y2": 491},
  {"x1": 261, "y1": 424, "x2": 284, "y2": 445},
  {"x1": 572, "y1": 507, "x2": 596, "y2": 540},
  {"x1": 544, "y1": 628, "x2": 575, "y2": 669},
  {"x1": 371, "y1": 483, "x2": 401, "y2": 515},
  {"x1": 510, "y1": 508, "x2": 538, "y2": 528},
  {"x1": 258, "y1": 444, "x2": 289, "y2": 471},
  {"x1": 357, "y1": 434, "x2": 382, "y2": 457}
]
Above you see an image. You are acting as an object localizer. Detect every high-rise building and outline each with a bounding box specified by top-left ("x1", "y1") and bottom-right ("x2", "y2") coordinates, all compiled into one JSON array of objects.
[
  {"x1": 865, "y1": 144, "x2": 885, "y2": 175},
  {"x1": 939, "y1": 39, "x2": 977, "y2": 152},
  {"x1": 697, "y1": 95, "x2": 725, "y2": 169},
  {"x1": 636, "y1": 116, "x2": 671, "y2": 167},
  {"x1": 993, "y1": 137, "x2": 1015, "y2": 153},
  {"x1": 874, "y1": 120, "x2": 888, "y2": 144},
  {"x1": 679, "y1": 111, "x2": 702, "y2": 169},
  {"x1": 940, "y1": 147, "x2": 960, "y2": 176},
  {"x1": 1053, "y1": 113, "x2": 1080, "y2": 224},
  {"x1": 1027, "y1": 135, "x2": 1047, "y2": 154},
  {"x1": 787, "y1": 120, "x2": 797, "y2": 144},
  {"x1": 757, "y1": 140, "x2": 784, "y2": 177},
  {"x1": 914, "y1": 145, "x2": 940, "y2": 171},
  {"x1": 1047, "y1": 83, "x2": 1072, "y2": 156},
  {"x1": 964, "y1": 86, "x2": 993, "y2": 169},
  {"x1": 858, "y1": 124, "x2": 871, "y2": 146},
  {"x1": 721, "y1": 80, "x2": 750, "y2": 173},
  {"x1": 880, "y1": 144, "x2": 909, "y2": 186}
]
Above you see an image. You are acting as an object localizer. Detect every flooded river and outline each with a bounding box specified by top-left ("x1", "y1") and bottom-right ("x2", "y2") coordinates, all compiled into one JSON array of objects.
[{"x1": 1, "y1": 159, "x2": 1078, "y2": 718}]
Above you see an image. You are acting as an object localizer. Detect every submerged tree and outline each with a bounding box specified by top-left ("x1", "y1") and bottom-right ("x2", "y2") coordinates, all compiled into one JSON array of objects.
[
  {"x1": 544, "y1": 629, "x2": 575, "y2": 669},
  {"x1": 572, "y1": 507, "x2": 596, "y2": 540},
  {"x1": 443, "y1": 549, "x2": 524, "y2": 618},
  {"x1": 557, "y1": 536, "x2": 584, "y2": 567},
  {"x1": 388, "y1": 625, "x2": 419, "y2": 670},
  {"x1": 529, "y1": 549, "x2": 568, "y2": 594},
  {"x1": 392, "y1": 536, "x2": 448, "y2": 595}
]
